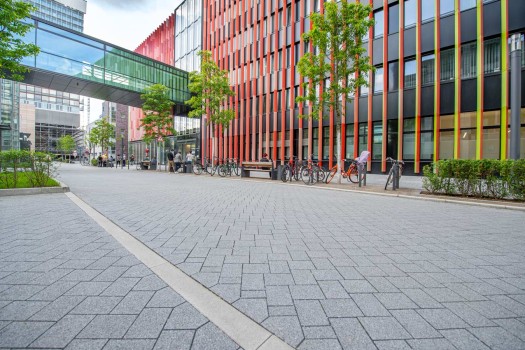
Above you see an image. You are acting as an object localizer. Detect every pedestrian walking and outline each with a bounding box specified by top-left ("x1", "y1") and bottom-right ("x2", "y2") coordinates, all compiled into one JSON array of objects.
[
  {"x1": 116, "y1": 154, "x2": 121, "y2": 167},
  {"x1": 167, "y1": 149, "x2": 175, "y2": 172},
  {"x1": 122, "y1": 154, "x2": 126, "y2": 168},
  {"x1": 174, "y1": 150, "x2": 182, "y2": 172}
]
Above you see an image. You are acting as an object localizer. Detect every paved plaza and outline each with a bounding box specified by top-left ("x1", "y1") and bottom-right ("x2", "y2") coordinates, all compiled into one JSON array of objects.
[{"x1": 1, "y1": 163, "x2": 524, "y2": 349}]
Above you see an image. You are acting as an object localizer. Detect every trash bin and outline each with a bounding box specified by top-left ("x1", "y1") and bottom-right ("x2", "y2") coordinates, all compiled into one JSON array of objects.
[
  {"x1": 185, "y1": 163, "x2": 192, "y2": 173},
  {"x1": 275, "y1": 165, "x2": 284, "y2": 181}
]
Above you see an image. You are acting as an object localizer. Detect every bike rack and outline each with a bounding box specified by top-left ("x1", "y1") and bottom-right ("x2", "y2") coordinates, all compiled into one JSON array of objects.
[
  {"x1": 358, "y1": 163, "x2": 367, "y2": 187},
  {"x1": 392, "y1": 162, "x2": 400, "y2": 190}
]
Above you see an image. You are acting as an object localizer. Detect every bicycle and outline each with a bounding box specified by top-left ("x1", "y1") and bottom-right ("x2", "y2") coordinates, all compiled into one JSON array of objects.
[
  {"x1": 218, "y1": 158, "x2": 240, "y2": 177},
  {"x1": 207, "y1": 157, "x2": 221, "y2": 176},
  {"x1": 193, "y1": 158, "x2": 211, "y2": 175},
  {"x1": 385, "y1": 157, "x2": 404, "y2": 190},
  {"x1": 300, "y1": 155, "x2": 326, "y2": 185},
  {"x1": 80, "y1": 156, "x2": 90, "y2": 166},
  {"x1": 326, "y1": 159, "x2": 363, "y2": 184},
  {"x1": 281, "y1": 156, "x2": 301, "y2": 182}
]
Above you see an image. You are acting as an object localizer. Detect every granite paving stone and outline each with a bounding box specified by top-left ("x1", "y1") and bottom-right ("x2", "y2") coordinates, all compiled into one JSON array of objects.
[{"x1": 3, "y1": 164, "x2": 522, "y2": 349}]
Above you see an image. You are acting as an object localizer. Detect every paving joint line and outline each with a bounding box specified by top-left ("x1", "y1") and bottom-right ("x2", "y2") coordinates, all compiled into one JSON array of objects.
[
  {"x1": 226, "y1": 177, "x2": 525, "y2": 211},
  {"x1": 64, "y1": 191, "x2": 294, "y2": 350}
]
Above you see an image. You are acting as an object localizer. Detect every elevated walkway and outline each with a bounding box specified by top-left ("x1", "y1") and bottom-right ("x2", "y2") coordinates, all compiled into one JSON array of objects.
[{"x1": 19, "y1": 17, "x2": 189, "y2": 107}]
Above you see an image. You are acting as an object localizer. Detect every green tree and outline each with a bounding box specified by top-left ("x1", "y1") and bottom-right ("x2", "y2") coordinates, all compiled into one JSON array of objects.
[
  {"x1": 91, "y1": 116, "x2": 115, "y2": 155},
  {"x1": 0, "y1": 0, "x2": 40, "y2": 81},
  {"x1": 296, "y1": 0, "x2": 373, "y2": 183},
  {"x1": 140, "y1": 84, "x2": 175, "y2": 170},
  {"x1": 186, "y1": 50, "x2": 235, "y2": 160},
  {"x1": 57, "y1": 135, "x2": 76, "y2": 162}
]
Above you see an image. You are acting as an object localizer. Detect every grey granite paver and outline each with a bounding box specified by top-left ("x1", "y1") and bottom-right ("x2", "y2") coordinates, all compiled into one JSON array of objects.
[
  {"x1": 359, "y1": 316, "x2": 411, "y2": 340},
  {"x1": 0, "y1": 194, "x2": 242, "y2": 349},
  {"x1": 8, "y1": 163, "x2": 520, "y2": 350}
]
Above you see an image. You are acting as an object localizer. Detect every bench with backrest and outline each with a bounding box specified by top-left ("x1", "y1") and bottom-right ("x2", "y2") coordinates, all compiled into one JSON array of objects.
[{"x1": 241, "y1": 161, "x2": 275, "y2": 179}]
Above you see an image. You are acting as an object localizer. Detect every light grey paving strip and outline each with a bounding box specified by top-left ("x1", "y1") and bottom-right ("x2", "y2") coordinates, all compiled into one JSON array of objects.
[
  {"x1": 65, "y1": 192, "x2": 294, "y2": 350},
  {"x1": 228, "y1": 177, "x2": 525, "y2": 211}
]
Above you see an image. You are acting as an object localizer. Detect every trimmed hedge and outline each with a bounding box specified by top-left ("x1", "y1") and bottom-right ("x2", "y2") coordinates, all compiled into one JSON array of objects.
[{"x1": 423, "y1": 159, "x2": 525, "y2": 201}]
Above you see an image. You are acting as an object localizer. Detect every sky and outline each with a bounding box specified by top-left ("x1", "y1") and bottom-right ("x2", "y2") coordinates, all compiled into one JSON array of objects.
[
  {"x1": 83, "y1": 0, "x2": 182, "y2": 51},
  {"x1": 81, "y1": 0, "x2": 181, "y2": 125}
]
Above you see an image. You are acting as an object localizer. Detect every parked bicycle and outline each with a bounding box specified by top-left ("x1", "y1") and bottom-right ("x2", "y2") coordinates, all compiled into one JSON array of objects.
[
  {"x1": 80, "y1": 156, "x2": 90, "y2": 166},
  {"x1": 326, "y1": 158, "x2": 365, "y2": 184},
  {"x1": 218, "y1": 158, "x2": 240, "y2": 177},
  {"x1": 300, "y1": 155, "x2": 326, "y2": 185},
  {"x1": 193, "y1": 157, "x2": 212, "y2": 175},
  {"x1": 281, "y1": 156, "x2": 301, "y2": 182},
  {"x1": 385, "y1": 157, "x2": 404, "y2": 190}
]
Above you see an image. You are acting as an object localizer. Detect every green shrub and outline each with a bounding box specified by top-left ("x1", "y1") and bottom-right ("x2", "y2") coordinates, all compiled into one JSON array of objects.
[
  {"x1": 91, "y1": 158, "x2": 98, "y2": 166},
  {"x1": 0, "y1": 150, "x2": 57, "y2": 189},
  {"x1": 422, "y1": 159, "x2": 525, "y2": 200}
]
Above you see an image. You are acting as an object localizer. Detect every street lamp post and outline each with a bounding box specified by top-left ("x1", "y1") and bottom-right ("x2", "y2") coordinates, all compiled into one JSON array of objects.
[
  {"x1": 509, "y1": 33, "x2": 523, "y2": 160},
  {"x1": 120, "y1": 129, "x2": 124, "y2": 169}
]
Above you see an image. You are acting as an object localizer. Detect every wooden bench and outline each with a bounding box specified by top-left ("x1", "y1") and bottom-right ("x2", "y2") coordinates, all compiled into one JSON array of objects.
[{"x1": 241, "y1": 161, "x2": 276, "y2": 179}]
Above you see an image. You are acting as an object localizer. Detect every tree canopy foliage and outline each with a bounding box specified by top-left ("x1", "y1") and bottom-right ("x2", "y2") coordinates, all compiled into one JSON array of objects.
[
  {"x1": 0, "y1": 0, "x2": 40, "y2": 81},
  {"x1": 186, "y1": 50, "x2": 235, "y2": 128}
]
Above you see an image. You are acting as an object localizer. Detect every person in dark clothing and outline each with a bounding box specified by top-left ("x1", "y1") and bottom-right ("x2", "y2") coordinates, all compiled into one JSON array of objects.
[{"x1": 167, "y1": 149, "x2": 175, "y2": 172}]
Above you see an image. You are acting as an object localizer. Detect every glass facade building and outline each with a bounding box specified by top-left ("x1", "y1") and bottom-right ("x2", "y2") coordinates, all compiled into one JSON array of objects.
[
  {"x1": 24, "y1": 0, "x2": 86, "y2": 32},
  {"x1": 197, "y1": 0, "x2": 525, "y2": 174},
  {"x1": 175, "y1": 0, "x2": 203, "y2": 72}
]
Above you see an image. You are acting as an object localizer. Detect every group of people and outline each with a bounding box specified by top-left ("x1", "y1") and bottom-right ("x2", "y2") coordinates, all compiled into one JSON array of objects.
[
  {"x1": 167, "y1": 149, "x2": 194, "y2": 172},
  {"x1": 94, "y1": 151, "x2": 133, "y2": 168}
]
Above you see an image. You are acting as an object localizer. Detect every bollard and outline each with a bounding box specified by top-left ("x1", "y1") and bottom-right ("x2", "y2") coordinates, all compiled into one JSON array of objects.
[
  {"x1": 358, "y1": 163, "x2": 366, "y2": 187},
  {"x1": 392, "y1": 162, "x2": 399, "y2": 190}
]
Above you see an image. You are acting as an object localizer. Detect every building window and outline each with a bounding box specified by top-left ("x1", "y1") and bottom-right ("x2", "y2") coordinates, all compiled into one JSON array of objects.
[
  {"x1": 404, "y1": 59, "x2": 416, "y2": 88},
  {"x1": 346, "y1": 125, "x2": 354, "y2": 159},
  {"x1": 388, "y1": 4, "x2": 399, "y2": 34},
  {"x1": 440, "y1": 115, "x2": 454, "y2": 159},
  {"x1": 484, "y1": 38, "x2": 501, "y2": 74},
  {"x1": 388, "y1": 61, "x2": 399, "y2": 91},
  {"x1": 322, "y1": 127, "x2": 330, "y2": 160},
  {"x1": 403, "y1": 118, "x2": 415, "y2": 160},
  {"x1": 421, "y1": 117, "x2": 434, "y2": 160},
  {"x1": 372, "y1": 122, "x2": 382, "y2": 160},
  {"x1": 302, "y1": 129, "x2": 309, "y2": 160},
  {"x1": 358, "y1": 123, "x2": 368, "y2": 154},
  {"x1": 460, "y1": 0, "x2": 476, "y2": 11},
  {"x1": 460, "y1": 112, "x2": 477, "y2": 159},
  {"x1": 374, "y1": 66, "x2": 383, "y2": 93},
  {"x1": 422, "y1": 54, "x2": 435, "y2": 85},
  {"x1": 441, "y1": 48, "x2": 455, "y2": 81},
  {"x1": 374, "y1": 10, "x2": 384, "y2": 38},
  {"x1": 422, "y1": 1, "x2": 435, "y2": 22},
  {"x1": 461, "y1": 42, "x2": 477, "y2": 79},
  {"x1": 404, "y1": 0, "x2": 416, "y2": 28},
  {"x1": 360, "y1": 72, "x2": 369, "y2": 95},
  {"x1": 440, "y1": 0, "x2": 454, "y2": 16},
  {"x1": 483, "y1": 110, "x2": 501, "y2": 159}
]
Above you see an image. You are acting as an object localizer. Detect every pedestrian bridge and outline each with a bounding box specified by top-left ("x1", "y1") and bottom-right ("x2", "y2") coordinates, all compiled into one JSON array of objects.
[{"x1": 19, "y1": 17, "x2": 189, "y2": 107}]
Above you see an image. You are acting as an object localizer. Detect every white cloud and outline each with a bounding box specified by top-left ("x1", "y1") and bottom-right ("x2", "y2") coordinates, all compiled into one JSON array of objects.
[{"x1": 84, "y1": 0, "x2": 182, "y2": 51}]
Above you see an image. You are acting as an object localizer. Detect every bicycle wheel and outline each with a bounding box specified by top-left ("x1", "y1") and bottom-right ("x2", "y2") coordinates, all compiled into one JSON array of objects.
[
  {"x1": 281, "y1": 165, "x2": 290, "y2": 182},
  {"x1": 232, "y1": 163, "x2": 240, "y2": 176},
  {"x1": 193, "y1": 163, "x2": 203, "y2": 175},
  {"x1": 326, "y1": 166, "x2": 337, "y2": 184},
  {"x1": 348, "y1": 164, "x2": 359, "y2": 183},
  {"x1": 384, "y1": 169, "x2": 394, "y2": 190},
  {"x1": 218, "y1": 165, "x2": 227, "y2": 177},
  {"x1": 314, "y1": 165, "x2": 325, "y2": 183},
  {"x1": 302, "y1": 168, "x2": 317, "y2": 185}
]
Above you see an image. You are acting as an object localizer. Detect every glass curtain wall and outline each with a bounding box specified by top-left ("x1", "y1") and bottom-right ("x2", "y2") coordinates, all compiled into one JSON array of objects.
[{"x1": 175, "y1": 0, "x2": 202, "y2": 72}]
